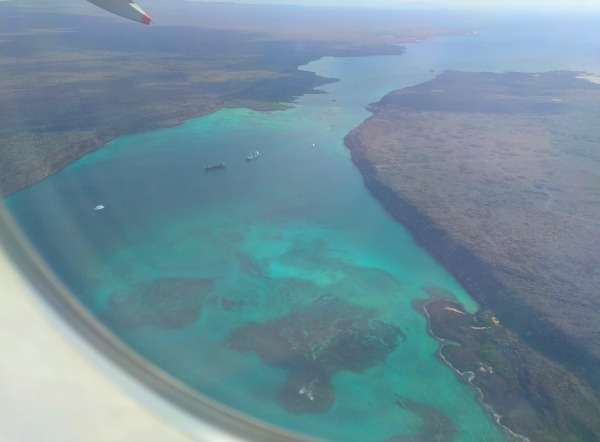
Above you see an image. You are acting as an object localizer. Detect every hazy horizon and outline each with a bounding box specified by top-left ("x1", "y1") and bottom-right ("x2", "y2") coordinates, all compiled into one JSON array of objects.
[
  {"x1": 5, "y1": 0, "x2": 600, "y2": 14},
  {"x1": 188, "y1": 0, "x2": 600, "y2": 12}
]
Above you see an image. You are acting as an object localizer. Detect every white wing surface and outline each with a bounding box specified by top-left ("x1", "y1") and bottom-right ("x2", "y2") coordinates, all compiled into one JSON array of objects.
[{"x1": 87, "y1": 0, "x2": 151, "y2": 25}]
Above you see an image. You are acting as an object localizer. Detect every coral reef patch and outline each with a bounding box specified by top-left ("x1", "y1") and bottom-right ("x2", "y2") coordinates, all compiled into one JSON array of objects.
[
  {"x1": 229, "y1": 296, "x2": 404, "y2": 414},
  {"x1": 102, "y1": 277, "x2": 213, "y2": 329},
  {"x1": 377, "y1": 396, "x2": 456, "y2": 442}
]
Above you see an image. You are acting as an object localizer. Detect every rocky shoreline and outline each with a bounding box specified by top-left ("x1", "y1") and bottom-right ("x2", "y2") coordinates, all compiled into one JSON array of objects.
[
  {"x1": 416, "y1": 297, "x2": 528, "y2": 442},
  {"x1": 344, "y1": 127, "x2": 600, "y2": 387},
  {"x1": 413, "y1": 295, "x2": 600, "y2": 441},
  {"x1": 343, "y1": 71, "x2": 600, "y2": 439}
]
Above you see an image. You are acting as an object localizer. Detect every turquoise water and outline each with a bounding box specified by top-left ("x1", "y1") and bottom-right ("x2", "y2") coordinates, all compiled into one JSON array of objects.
[{"x1": 6, "y1": 13, "x2": 600, "y2": 442}]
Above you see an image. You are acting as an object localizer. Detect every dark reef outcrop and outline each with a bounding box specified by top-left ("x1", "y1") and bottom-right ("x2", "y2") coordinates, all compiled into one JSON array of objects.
[
  {"x1": 102, "y1": 277, "x2": 213, "y2": 329},
  {"x1": 229, "y1": 296, "x2": 404, "y2": 414},
  {"x1": 378, "y1": 397, "x2": 457, "y2": 442}
]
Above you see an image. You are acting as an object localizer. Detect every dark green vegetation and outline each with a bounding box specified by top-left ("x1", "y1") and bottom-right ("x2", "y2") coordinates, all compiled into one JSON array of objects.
[
  {"x1": 0, "y1": 0, "x2": 464, "y2": 197},
  {"x1": 229, "y1": 296, "x2": 404, "y2": 414},
  {"x1": 418, "y1": 296, "x2": 600, "y2": 442},
  {"x1": 345, "y1": 71, "x2": 600, "y2": 440},
  {"x1": 102, "y1": 277, "x2": 213, "y2": 329}
]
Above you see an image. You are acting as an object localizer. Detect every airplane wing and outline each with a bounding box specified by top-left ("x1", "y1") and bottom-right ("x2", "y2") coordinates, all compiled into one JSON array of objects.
[{"x1": 87, "y1": 0, "x2": 151, "y2": 25}]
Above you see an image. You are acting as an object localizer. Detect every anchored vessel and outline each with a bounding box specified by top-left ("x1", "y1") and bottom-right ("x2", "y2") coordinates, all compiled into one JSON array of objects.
[
  {"x1": 246, "y1": 151, "x2": 260, "y2": 161},
  {"x1": 204, "y1": 162, "x2": 226, "y2": 171}
]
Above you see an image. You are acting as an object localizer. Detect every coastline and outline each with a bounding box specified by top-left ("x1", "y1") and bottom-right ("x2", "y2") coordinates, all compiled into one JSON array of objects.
[
  {"x1": 344, "y1": 125, "x2": 600, "y2": 375},
  {"x1": 414, "y1": 296, "x2": 600, "y2": 441},
  {"x1": 0, "y1": 104, "x2": 223, "y2": 198},
  {"x1": 1, "y1": 0, "x2": 479, "y2": 200},
  {"x1": 415, "y1": 298, "x2": 528, "y2": 442},
  {"x1": 344, "y1": 126, "x2": 600, "y2": 441},
  {"x1": 11, "y1": 3, "x2": 600, "y2": 439},
  {"x1": 342, "y1": 69, "x2": 600, "y2": 393},
  {"x1": 10, "y1": 0, "x2": 474, "y2": 199},
  {"x1": 3, "y1": 51, "x2": 520, "y2": 442},
  {"x1": 0, "y1": 74, "x2": 335, "y2": 199}
]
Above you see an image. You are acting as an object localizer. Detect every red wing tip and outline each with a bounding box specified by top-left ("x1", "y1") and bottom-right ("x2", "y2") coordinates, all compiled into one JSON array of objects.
[{"x1": 141, "y1": 13, "x2": 151, "y2": 25}]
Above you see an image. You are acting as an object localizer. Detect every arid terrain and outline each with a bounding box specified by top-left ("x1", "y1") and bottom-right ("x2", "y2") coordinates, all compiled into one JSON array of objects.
[
  {"x1": 346, "y1": 70, "x2": 600, "y2": 437},
  {"x1": 0, "y1": 0, "x2": 467, "y2": 197}
]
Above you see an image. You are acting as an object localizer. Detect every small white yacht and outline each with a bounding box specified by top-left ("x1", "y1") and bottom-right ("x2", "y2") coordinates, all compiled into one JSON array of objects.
[
  {"x1": 93, "y1": 204, "x2": 105, "y2": 211},
  {"x1": 246, "y1": 150, "x2": 260, "y2": 161}
]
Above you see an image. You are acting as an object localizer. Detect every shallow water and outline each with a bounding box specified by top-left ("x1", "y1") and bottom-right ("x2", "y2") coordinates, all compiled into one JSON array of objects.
[{"x1": 6, "y1": 12, "x2": 600, "y2": 442}]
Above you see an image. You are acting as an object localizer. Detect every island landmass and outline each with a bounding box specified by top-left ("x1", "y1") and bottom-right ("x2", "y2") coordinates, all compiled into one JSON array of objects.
[
  {"x1": 0, "y1": 0, "x2": 468, "y2": 197},
  {"x1": 7, "y1": 3, "x2": 600, "y2": 439},
  {"x1": 345, "y1": 70, "x2": 600, "y2": 441}
]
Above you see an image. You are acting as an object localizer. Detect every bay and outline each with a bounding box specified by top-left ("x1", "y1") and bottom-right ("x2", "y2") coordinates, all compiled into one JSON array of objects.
[{"x1": 5, "y1": 12, "x2": 600, "y2": 441}]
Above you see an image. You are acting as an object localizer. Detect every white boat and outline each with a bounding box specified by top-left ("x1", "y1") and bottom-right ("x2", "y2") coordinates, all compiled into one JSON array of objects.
[
  {"x1": 246, "y1": 150, "x2": 260, "y2": 161},
  {"x1": 93, "y1": 204, "x2": 105, "y2": 211}
]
